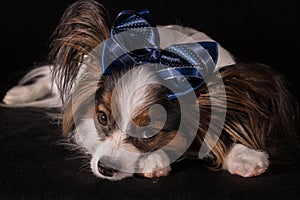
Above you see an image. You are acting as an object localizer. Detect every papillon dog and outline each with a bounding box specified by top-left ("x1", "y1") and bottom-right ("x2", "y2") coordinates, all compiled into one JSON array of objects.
[{"x1": 2, "y1": 0, "x2": 299, "y2": 181}]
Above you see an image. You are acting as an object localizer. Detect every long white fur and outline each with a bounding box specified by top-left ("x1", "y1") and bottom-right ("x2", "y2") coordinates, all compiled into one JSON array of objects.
[{"x1": 111, "y1": 65, "x2": 160, "y2": 132}]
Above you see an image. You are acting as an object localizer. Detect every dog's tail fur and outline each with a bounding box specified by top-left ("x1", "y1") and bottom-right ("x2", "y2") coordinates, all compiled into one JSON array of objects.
[
  {"x1": 194, "y1": 62, "x2": 299, "y2": 168},
  {"x1": 48, "y1": 0, "x2": 110, "y2": 101}
]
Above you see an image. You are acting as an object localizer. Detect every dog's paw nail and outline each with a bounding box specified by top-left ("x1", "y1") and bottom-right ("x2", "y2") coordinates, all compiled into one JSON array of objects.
[
  {"x1": 139, "y1": 151, "x2": 171, "y2": 179},
  {"x1": 143, "y1": 173, "x2": 154, "y2": 178}
]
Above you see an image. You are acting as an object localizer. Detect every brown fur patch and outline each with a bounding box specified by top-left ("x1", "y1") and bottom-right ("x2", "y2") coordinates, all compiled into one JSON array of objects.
[
  {"x1": 128, "y1": 130, "x2": 177, "y2": 153},
  {"x1": 62, "y1": 101, "x2": 74, "y2": 137},
  {"x1": 132, "y1": 111, "x2": 151, "y2": 127}
]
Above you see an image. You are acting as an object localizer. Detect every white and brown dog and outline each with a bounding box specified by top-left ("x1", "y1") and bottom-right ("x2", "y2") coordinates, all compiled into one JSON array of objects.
[{"x1": 2, "y1": 0, "x2": 299, "y2": 181}]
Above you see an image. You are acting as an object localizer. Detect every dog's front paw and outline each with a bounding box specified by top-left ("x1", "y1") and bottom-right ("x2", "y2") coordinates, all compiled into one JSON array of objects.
[
  {"x1": 223, "y1": 144, "x2": 269, "y2": 178},
  {"x1": 139, "y1": 150, "x2": 171, "y2": 178}
]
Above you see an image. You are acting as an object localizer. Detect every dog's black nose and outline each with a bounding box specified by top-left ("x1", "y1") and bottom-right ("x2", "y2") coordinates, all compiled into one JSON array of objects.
[{"x1": 97, "y1": 157, "x2": 120, "y2": 177}]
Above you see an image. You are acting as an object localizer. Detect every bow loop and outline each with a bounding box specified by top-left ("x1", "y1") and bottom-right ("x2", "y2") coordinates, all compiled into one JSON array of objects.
[
  {"x1": 112, "y1": 9, "x2": 156, "y2": 34},
  {"x1": 111, "y1": 9, "x2": 159, "y2": 49}
]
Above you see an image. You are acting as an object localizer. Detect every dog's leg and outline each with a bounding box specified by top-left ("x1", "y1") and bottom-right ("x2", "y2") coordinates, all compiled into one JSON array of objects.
[
  {"x1": 2, "y1": 65, "x2": 61, "y2": 107},
  {"x1": 138, "y1": 150, "x2": 171, "y2": 178},
  {"x1": 223, "y1": 144, "x2": 269, "y2": 177}
]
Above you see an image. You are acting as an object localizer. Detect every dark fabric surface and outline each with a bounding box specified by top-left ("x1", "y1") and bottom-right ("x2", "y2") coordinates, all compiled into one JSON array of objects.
[
  {"x1": 1, "y1": 0, "x2": 300, "y2": 199},
  {"x1": 0, "y1": 107, "x2": 300, "y2": 200}
]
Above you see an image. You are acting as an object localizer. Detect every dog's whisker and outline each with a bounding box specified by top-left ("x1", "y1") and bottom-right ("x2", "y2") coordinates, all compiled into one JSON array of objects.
[
  {"x1": 65, "y1": 155, "x2": 90, "y2": 161},
  {"x1": 76, "y1": 163, "x2": 91, "y2": 175}
]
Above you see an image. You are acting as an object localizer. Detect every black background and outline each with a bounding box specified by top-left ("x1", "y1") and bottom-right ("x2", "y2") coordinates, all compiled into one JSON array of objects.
[
  {"x1": 0, "y1": 1, "x2": 300, "y2": 199},
  {"x1": 0, "y1": 0, "x2": 299, "y2": 98}
]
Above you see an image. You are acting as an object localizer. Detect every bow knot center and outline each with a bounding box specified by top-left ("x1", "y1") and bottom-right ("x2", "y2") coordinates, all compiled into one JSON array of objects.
[{"x1": 150, "y1": 49, "x2": 162, "y2": 62}]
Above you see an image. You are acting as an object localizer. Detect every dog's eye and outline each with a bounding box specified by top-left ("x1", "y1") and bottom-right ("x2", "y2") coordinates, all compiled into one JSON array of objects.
[{"x1": 97, "y1": 111, "x2": 108, "y2": 126}]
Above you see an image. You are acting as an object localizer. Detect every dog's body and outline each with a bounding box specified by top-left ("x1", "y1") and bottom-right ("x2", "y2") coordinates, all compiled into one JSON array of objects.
[{"x1": 2, "y1": 0, "x2": 299, "y2": 181}]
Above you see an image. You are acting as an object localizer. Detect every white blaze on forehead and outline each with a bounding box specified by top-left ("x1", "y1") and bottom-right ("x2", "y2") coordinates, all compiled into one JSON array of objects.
[{"x1": 111, "y1": 65, "x2": 160, "y2": 132}]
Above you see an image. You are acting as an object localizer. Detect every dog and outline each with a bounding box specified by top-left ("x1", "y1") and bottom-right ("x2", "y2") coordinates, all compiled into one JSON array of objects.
[{"x1": 2, "y1": 0, "x2": 299, "y2": 181}]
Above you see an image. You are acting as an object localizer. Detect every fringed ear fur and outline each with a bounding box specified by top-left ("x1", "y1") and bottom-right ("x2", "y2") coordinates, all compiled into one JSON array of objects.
[
  {"x1": 61, "y1": 100, "x2": 75, "y2": 137},
  {"x1": 48, "y1": 0, "x2": 110, "y2": 101}
]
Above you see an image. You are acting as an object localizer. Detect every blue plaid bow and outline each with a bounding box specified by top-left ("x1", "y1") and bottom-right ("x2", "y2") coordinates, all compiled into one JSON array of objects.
[{"x1": 102, "y1": 9, "x2": 218, "y2": 100}]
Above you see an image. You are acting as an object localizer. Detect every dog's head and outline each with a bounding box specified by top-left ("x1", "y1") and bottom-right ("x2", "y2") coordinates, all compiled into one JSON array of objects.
[{"x1": 64, "y1": 64, "x2": 199, "y2": 180}]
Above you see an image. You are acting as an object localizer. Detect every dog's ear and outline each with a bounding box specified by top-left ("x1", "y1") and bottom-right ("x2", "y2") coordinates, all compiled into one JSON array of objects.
[{"x1": 48, "y1": 0, "x2": 110, "y2": 101}]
